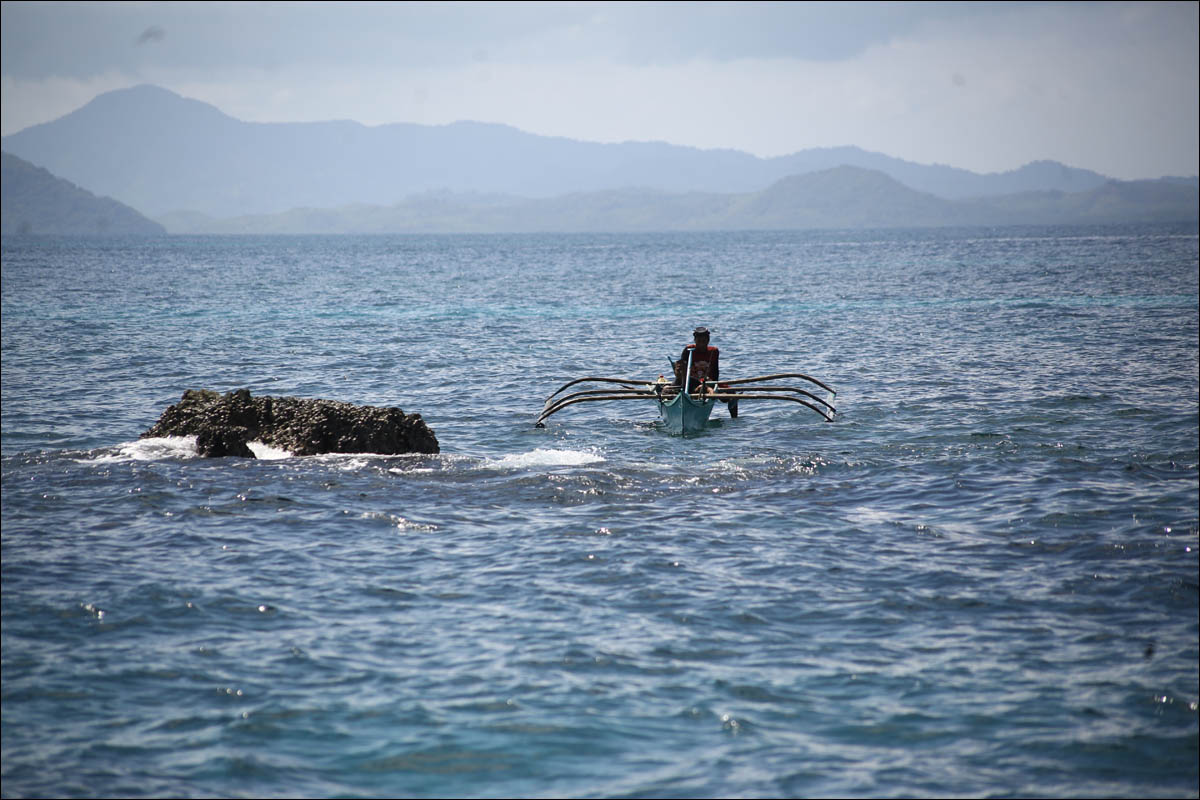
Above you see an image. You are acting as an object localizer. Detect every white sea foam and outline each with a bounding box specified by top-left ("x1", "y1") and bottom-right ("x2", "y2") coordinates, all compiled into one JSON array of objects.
[
  {"x1": 309, "y1": 451, "x2": 427, "y2": 470},
  {"x1": 85, "y1": 436, "x2": 296, "y2": 462},
  {"x1": 86, "y1": 436, "x2": 200, "y2": 462},
  {"x1": 247, "y1": 441, "x2": 293, "y2": 460},
  {"x1": 387, "y1": 453, "x2": 467, "y2": 474},
  {"x1": 484, "y1": 448, "x2": 605, "y2": 470},
  {"x1": 358, "y1": 510, "x2": 438, "y2": 531}
]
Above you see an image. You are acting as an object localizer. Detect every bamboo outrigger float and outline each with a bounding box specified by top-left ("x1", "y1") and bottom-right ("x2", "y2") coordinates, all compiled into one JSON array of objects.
[{"x1": 534, "y1": 349, "x2": 837, "y2": 434}]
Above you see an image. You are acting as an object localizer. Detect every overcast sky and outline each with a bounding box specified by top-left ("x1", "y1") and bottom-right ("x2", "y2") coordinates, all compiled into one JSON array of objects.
[{"x1": 2, "y1": 1, "x2": 1196, "y2": 179}]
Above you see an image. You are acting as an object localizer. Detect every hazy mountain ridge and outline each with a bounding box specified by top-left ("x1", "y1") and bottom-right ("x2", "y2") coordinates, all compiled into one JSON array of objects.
[
  {"x1": 1, "y1": 151, "x2": 166, "y2": 235},
  {"x1": 3, "y1": 84, "x2": 1176, "y2": 221},
  {"x1": 156, "y1": 166, "x2": 1199, "y2": 234},
  {"x1": 4, "y1": 85, "x2": 1195, "y2": 234}
]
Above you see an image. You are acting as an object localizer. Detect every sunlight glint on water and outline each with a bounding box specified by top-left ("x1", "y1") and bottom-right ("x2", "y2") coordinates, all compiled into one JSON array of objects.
[{"x1": 2, "y1": 226, "x2": 1197, "y2": 799}]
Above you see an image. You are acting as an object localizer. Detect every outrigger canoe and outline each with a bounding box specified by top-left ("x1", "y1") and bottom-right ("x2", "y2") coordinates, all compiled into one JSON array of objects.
[
  {"x1": 657, "y1": 385, "x2": 717, "y2": 435},
  {"x1": 534, "y1": 349, "x2": 836, "y2": 435}
]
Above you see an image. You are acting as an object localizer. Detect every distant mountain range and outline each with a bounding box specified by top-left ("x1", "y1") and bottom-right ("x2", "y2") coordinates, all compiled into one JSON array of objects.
[
  {"x1": 1, "y1": 84, "x2": 1196, "y2": 234},
  {"x1": 1, "y1": 151, "x2": 165, "y2": 235},
  {"x1": 154, "y1": 166, "x2": 1198, "y2": 234}
]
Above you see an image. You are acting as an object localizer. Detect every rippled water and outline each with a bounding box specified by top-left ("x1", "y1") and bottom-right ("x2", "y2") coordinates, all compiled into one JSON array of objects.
[{"x1": 2, "y1": 226, "x2": 1197, "y2": 798}]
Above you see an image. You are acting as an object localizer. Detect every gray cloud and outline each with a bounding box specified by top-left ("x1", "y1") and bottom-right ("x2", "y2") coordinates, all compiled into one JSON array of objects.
[
  {"x1": 1, "y1": 1, "x2": 1022, "y2": 77},
  {"x1": 135, "y1": 26, "x2": 165, "y2": 46}
]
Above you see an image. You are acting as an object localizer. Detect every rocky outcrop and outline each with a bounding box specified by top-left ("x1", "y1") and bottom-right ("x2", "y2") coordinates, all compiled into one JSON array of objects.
[{"x1": 142, "y1": 388, "x2": 438, "y2": 457}]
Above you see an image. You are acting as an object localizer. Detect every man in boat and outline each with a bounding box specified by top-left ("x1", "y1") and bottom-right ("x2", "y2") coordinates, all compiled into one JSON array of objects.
[
  {"x1": 673, "y1": 326, "x2": 738, "y2": 417},
  {"x1": 675, "y1": 326, "x2": 719, "y2": 386}
]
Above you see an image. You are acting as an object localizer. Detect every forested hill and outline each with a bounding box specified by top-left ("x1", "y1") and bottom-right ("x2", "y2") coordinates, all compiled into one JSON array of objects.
[
  {"x1": 157, "y1": 166, "x2": 1199, "y2": 234},
  {"x1": 2, "y1": 152, "x2": 165, "y2": 235}
]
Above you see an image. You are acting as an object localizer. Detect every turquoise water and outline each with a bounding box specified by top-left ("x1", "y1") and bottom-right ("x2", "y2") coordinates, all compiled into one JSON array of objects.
[{"x1": 2, "y1": 226, "x2": 1197, "y2": 798}]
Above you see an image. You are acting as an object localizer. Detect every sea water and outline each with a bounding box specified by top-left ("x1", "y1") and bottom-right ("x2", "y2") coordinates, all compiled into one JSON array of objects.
[{"x1": 2, "y1": 226, "x2": 1197, "y2": 798}]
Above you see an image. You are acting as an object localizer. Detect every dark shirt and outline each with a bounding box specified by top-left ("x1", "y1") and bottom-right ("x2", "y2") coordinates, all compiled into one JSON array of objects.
[{"x1": 679, "y1": 344, "x2": 719, "y2": 385}]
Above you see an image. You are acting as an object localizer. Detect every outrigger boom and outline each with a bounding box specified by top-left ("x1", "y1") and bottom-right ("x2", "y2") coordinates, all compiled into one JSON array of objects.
[{"x1": 534, "y1": 370, "x2": 837, "y2": 433}]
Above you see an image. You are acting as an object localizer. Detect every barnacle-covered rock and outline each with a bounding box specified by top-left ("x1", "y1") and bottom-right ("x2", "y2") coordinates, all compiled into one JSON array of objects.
[{"x1": 142, "y1": 388, "x2": 438, "y2": 458}]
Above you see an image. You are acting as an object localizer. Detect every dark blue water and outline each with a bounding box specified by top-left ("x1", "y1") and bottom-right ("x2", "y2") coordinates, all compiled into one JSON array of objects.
[{"x1": 3, "y1": 226, "x2": 1197, "y2": 798}]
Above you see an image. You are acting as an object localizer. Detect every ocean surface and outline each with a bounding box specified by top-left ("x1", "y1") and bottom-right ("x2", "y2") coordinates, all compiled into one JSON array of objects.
[{"x1": 2, "y1": 225, "x2": 1197, "y2": 799}]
